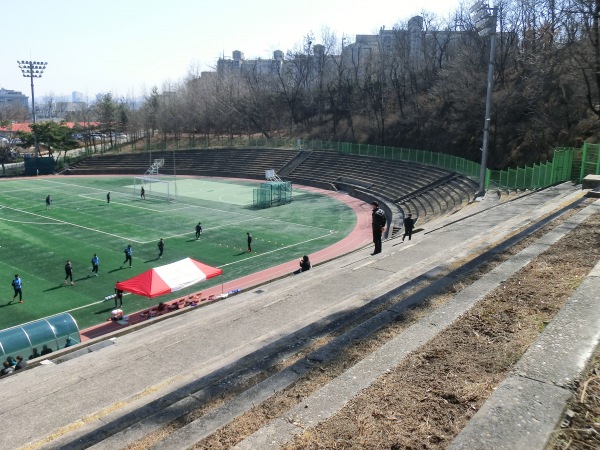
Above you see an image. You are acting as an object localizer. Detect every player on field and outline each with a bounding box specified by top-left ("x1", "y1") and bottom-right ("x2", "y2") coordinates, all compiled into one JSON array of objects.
[
  {"x1": 90, "y1": 254, "x2": 99, "y2": 276},
  {"x1": 64, "y1": 260, "x2": 74, "y2": 285},
  {"x1": 121, "y1": 245, "x2": 133, "y2": 268},
  {"x1": 45, "y1": 195, "x2": 51, "y2": 210},
  {"x1": 12, "y1": 274, "x2": 23, "y2": 303},
  {"x1": 195, "y1": 222, "x2": 202, "y2": 239},
  {"x1": 157, "y1": 238, "x2": 164, "y2": 259}
]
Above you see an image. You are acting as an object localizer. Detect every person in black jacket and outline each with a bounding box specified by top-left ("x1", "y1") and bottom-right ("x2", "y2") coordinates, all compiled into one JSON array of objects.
[
  {"x1": 299, "y1": 255, "x2": 311, "y2": 272},
  {"x1": 64, "y1": 260, "x2": 74, "y2": 285},
  {"x1": 371, "y1": 201, "x2": 387, "y2": 255},
  {"x1": 157, "y1": 238, "x2": 164, "y2": 259},
  {"x1": 403, "y1": 214, "x2": 415, "y2": 241},
  {"x1": 114, "y1": 283, "x2": 124, "y2": 309}
]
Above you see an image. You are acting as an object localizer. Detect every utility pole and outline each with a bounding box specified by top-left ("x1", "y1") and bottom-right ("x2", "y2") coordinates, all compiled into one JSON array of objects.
[
  {"x1": 470, "y1": 2, "x2": 497, "y2": 197},
  {"x1": 17, "y1": 60, "x2": 48, "y2": 158}
]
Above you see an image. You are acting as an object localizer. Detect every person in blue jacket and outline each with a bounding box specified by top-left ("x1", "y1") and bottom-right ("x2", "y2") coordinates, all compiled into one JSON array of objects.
[
  {"x1": 121, "y1": 245, "x2": 133, "y2": 268},
  {"x1": 12, "y1": 274, "x2": 23, "y2": 303},
  {"x1": 90, "y1": 254, "x2": 99, "y2": 276}
]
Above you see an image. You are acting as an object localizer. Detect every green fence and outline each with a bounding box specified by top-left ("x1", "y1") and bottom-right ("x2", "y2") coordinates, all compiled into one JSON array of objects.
[
  {"x1": 244, "y1": 138, "x2": 581, "y2": 190},
  {"x1": 247, "y1": 138, "x2": 579, "y2": 190},
  {"x1": 488, "y1": 147, "x2": 576, "y2": 190},
  {"x1": 579, "y1": 142, "x2": 600, "y2": 181},
  {"x1": 78, "y1": 135, "x2": 600, "y2": 192}
]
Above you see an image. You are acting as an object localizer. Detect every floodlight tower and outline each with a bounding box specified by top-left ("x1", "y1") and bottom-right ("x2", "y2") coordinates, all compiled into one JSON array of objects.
[
  {"x1": 17, "y1": 60, "x2": 48, "y2": 158},
  {"x1": 470, "y1": 1, "x2": 497, "y2": 196}
]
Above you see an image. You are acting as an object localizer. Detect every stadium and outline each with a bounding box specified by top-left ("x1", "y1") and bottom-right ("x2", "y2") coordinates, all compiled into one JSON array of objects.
[
  {"x1": 0, "y1": 144, "x2": 484, "y2": 335},
  {"x1": 0, "y1": 141, "x2": 599, "y2": 449}
]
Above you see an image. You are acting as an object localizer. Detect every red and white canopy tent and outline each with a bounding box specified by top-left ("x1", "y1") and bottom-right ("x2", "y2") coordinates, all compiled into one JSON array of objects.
[{"x1": 115, "y1": 257, "x2": 222, "y2": 298}]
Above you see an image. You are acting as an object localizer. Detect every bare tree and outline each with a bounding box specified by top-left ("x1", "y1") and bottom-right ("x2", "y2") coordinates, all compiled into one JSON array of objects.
[
  {"x1": 561, "y1": 0, "x2": 600, "y2": 119},
  {"x1": 276, "y1": 34, "x2": 316, "y2": 132},
  {"x1": 0, "y1": 103, "x2": 29, "y2": 124}
]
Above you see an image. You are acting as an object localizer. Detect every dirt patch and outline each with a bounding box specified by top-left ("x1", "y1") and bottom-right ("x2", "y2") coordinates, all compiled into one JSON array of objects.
[{"x1": 549, "y1": 347, "x2": 600, "y2": 450}]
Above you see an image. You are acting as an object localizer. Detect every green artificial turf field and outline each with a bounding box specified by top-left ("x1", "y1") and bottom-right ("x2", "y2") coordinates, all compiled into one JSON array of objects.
[{"x1": 0, "y1": 176, "x2": 356, "y2": 331}]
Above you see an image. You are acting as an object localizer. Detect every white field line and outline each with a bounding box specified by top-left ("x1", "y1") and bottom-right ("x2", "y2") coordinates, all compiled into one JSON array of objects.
[
  {"x1": 0, "y1": 195, "x2": 268, "y2": 245},
  {"x1": 73, "y1": 194, "x2": 262, "y2": 244},
  {"x1": 38, "y1": 178, "x2": 332, "y2": 233},
  {"x1": 135, "y1": 217, "x2": 265, "y2": 244},
  {"x1": 0, "y1": 204, "x2": 144, "y2": 244},
  {"x1": 76, "y1": 194, "x2": 198, "y2": 213},
  {"x1": 0, "y1": 186, "x2": 51, "y2": 193},
  {"x1": 64, "y1": 292, "x2": 133, "y2": 314},
  {"x1": 36, "y1": 178, "x2": 111, "y2": 191},
  {"x1": 218, "y1": 231, "x2": 336, "y2": 268},
  {"x1": 42, "y1": 179, "x2": 244, "y2": 215},
  {"x1": 0, "y1": 217, "x2": 58, "y2": 225}
]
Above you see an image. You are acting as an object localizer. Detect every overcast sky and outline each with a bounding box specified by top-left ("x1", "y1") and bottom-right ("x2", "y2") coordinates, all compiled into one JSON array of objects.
[{"x1": 2, "y1": 0, "x2": 464, "y2": 101}]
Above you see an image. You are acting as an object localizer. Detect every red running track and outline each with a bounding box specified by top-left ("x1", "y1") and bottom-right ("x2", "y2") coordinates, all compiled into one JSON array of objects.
[{"x1": 80, "y1": 186, "x2": 374, "y2": 341}]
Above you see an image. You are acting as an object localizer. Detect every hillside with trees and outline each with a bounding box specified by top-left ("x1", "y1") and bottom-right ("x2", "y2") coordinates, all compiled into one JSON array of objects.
[{"x1": 4, "y1": 0, "x2": 600, "y2": 171}]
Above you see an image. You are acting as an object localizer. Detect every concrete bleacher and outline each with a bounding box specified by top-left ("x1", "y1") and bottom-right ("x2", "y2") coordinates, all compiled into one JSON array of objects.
[
  {"x1": 68, "y1": 148, "x2": 479, "y2": 228},
  {"x1": 283, "y1": 151, "x2": 478, "y2": 222},
  {"x1": 286, "y1": 152, "x2": 453, "y2": 200},
  {"x1": 68, "y1": 148, "x2": 300, "y2": 180}
]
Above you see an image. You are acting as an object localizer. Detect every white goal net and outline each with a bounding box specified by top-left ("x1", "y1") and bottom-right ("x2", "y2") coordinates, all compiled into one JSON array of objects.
[{"x1": 133, "y1": 176, "x2": 178, "y2": 202}]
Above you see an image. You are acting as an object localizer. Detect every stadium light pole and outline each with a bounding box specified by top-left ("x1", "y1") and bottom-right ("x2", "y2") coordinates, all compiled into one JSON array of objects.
[
  {"x1": 470, "y1": 2, "x2": 497, "y2": 197},
  {"x1": 17, "y1": 60, "x2": 48, "y2": 158}
]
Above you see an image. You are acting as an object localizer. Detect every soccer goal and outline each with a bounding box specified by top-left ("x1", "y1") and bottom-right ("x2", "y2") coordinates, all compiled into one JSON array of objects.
[
  {"x1": 133, "y1": 176, "x2": 178, "y2": 202},
  {"x1": 253, "y1": 181, "x2": 292, "y2": 208},
  {"x1": 253, "y1": 169, "x2": 292, "y2": 208}
]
